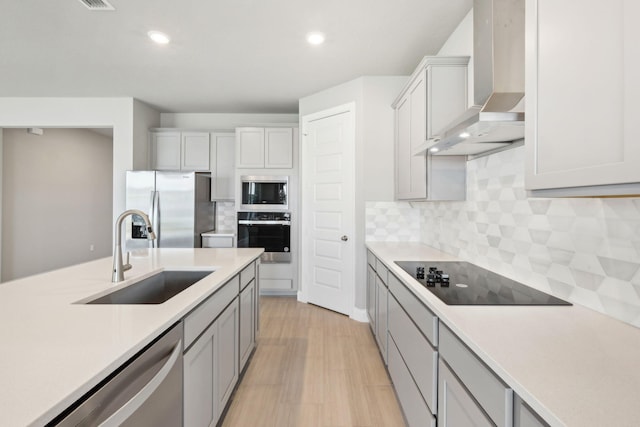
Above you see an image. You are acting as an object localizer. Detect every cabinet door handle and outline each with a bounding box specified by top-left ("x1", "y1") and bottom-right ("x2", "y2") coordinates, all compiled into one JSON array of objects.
[{"x1": 341, "y1": 235, "x2": 348, "y2": 242}]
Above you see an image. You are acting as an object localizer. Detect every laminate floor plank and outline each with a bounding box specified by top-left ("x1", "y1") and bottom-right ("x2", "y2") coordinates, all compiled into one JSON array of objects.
[{"x1": 221, "y1": 296, "x2": 406, "y2": 427}]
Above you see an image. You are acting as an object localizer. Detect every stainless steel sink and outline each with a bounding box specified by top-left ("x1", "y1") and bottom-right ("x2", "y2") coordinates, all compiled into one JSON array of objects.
[{"x1": 87, "y1": 270, "x2": 214, "y2": 304}]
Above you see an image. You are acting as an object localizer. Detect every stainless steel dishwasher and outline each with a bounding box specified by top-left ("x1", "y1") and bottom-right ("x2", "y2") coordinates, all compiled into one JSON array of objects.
[{"x1": 51, "y1": 322, "x2": 183, "y2": 427}]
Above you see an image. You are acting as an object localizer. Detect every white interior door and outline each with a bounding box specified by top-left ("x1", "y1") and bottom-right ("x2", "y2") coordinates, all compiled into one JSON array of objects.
[{"x1": 301, "y1": 104, "x2": 355, "y2": 316}]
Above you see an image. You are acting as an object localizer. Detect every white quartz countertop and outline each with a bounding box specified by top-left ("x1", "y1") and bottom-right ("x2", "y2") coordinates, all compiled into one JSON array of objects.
[
  {"x1": 0, "y1": 248, "x2": 263, "y2": 427},
  {"x1": 366, "y1": 242, "x2": 640, "y2": 427}
]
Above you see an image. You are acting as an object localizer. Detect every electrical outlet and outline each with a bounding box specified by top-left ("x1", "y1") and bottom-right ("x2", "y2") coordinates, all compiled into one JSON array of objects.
[{"x1": 89, "y1": 244, "x2": 95, "y2": 252}]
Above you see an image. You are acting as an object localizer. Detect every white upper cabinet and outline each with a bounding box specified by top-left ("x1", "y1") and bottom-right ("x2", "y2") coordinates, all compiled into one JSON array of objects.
[
  {"x1": 525, "y1": 0, "x2": 640, "y2": 196},
  {"x1": 236, "y1": 128, "x2": 265, "y2": 168},
  {"x1": 393, "y1": 56, "x2": 469, "y2": 201},
  {"x1": 210, "y1": 132, "x2": 235, "y2": 200},
  {"x1": 265, "y1": 128, "x2": 294, "y2": 168},
  {"x1": 236, "y1": 127, "x2": 293, "y2": 168},
  {"x1": 150, "y1": 132, "x2": 181, "y2": 170},
  {"x1": 181, "y1": 132, "x2": 211, "y2": 171},
  {"x1": 151, "y1": 131, "x2": 210, "y2": 171}
]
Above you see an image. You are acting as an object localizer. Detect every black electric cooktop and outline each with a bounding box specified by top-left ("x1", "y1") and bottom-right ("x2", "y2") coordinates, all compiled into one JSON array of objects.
[{"x1": 394, "y1": 261, "x2": 571, "y2": 306}]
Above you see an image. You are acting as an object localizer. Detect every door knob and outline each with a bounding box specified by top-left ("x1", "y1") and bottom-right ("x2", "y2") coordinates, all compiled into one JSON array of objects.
[{"x1": 341, "y1": 235, "x2": 348, "y2": 241}]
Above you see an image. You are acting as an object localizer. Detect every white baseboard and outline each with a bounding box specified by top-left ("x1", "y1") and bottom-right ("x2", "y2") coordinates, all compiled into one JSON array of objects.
[
  {"x1": 350, "y1": 307, "x2": 369, "y2": 323},
  {"x1": 297, "y1": 291, "x2": 307, "y2": 303}
]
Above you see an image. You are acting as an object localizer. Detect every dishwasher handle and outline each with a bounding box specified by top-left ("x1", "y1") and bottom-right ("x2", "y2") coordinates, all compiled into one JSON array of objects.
[{"x1": 99, "y1": 339, "x2": 182, "y2": 427}]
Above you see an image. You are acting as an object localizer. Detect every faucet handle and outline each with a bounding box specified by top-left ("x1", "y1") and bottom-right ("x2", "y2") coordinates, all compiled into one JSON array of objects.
[{"x1": 123, "y1": 251, "x2": 132, "y2": 272}]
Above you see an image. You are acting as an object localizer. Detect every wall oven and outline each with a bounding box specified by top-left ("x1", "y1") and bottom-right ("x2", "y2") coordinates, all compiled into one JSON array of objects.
[
  {"x1": 237, "y1": 211, "x2": 291, "y2": 263},
  {"x1": 240, "y1": 175, "x2": 288, "y2": 211}
]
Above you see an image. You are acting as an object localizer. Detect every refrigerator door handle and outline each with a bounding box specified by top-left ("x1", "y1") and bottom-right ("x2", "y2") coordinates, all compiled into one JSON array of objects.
[
  {"x1": 148, "y1": 191, "x2": 156, "y2": 249},
  {"x1": 153, "y1": 191, "x2": 160, "y2": 248}
]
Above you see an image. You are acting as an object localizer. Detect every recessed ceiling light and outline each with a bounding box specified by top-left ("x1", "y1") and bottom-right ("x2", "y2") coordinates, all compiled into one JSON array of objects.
[
  {"x1": 459, "y1": 131, "x2": 471, "y2": 138},
  {"x1": 430, "y1": 147, "x2": 439, "y2": 153},
  {"x1": 306, "y1": 32, "x2": 325, "y2": 45},
  {"x1": 148, "y1": 31, "x2": 170, "y2": 45}
]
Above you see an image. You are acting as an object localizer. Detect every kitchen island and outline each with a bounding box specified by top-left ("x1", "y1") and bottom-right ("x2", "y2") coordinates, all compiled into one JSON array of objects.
[
  {"x1": 367, "y1": 241, "x2": 640, "y2": 427},
  {"x1": 0, "y1": 248, "x2": 262, "y2": 427}
]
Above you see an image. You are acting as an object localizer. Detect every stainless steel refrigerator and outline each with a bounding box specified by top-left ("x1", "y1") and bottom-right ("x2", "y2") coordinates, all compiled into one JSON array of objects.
[{"x1": 125, "y1": 171, "x2": 214, "y2": 250}]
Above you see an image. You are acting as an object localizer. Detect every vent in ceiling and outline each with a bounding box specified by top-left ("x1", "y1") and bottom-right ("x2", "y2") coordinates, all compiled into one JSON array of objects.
[{"x1": 77, "y1": 0, "x2": 115, "y2": 10}]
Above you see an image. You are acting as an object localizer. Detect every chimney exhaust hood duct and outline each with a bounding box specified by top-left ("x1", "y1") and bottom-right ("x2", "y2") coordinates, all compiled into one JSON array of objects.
[{"x1": 429, "y1": 0, "x2": 525, "y2": 156}]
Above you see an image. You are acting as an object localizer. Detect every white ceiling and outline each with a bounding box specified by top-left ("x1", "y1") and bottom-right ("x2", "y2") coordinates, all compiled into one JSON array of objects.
[{"x1": 1, "y1": 0, "x2": 472, "y2": 114}]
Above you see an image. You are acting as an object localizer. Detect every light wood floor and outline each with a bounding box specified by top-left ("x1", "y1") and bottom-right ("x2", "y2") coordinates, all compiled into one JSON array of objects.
[{"x1": 221, "y1": 297, "x2": 406, "y2": 427}]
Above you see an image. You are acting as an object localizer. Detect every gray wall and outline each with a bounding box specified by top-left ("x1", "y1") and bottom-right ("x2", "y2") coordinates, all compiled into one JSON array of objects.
[
  {"x1": 0, "y1": 97, "x2": 161, "y2": 230},
  {"x1": 1, "y1": 128, "x2": 113, "y2": 281}
]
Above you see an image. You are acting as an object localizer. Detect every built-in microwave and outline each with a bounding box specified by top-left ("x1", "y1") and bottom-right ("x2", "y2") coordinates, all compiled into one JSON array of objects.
[{"x1": 240, "y1": 175, "x2": 288, "y2": 211}]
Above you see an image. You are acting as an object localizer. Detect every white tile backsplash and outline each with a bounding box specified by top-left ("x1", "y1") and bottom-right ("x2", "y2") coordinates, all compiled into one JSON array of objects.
[
  {"x1": 365, "y1": 202, "x2": 421, "y2": 242},
  {"x1": 366, "y1": 146, "x2": 640, "y2": 328},
  {"x1": 216, "y1": 202, "x2": 236, "y2": 231}
]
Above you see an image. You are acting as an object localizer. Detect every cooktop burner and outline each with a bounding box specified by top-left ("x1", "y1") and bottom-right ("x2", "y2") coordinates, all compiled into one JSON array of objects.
[{"x1": 394, "y1": 261, "x2": 571, "y2": 306}]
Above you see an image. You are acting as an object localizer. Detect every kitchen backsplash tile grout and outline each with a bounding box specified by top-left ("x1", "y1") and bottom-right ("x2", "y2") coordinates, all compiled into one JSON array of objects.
[{"x1": 366, "y1": 146, "x2": 640, "y2": 328}]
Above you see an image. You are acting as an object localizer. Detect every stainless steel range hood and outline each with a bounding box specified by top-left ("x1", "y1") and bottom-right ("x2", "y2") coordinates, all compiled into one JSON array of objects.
[{"x1": 429, "y1": 0, "x2": 525, "y2": 156}]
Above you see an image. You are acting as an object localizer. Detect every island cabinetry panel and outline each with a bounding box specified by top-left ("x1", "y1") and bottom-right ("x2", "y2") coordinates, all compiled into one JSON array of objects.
[
  {"x1": 525, "y1": 0, "x2": 640, "y2": 196},
  {"x1": 239, "y1": 262, "x2": 257, "y2": 370},
  {"x1": 439, "y1": 324, "x2": 513, "y2": 427},
  {"x1": 184, "y1": 298, "x2": 239, "y2": 427},
  {"x1": 393, "y1": 56, "x2": 469, "y2": 201},
  {"x1": 184, "y1": 275, "x2": 239, "y2": 348},
  {"x1": 184, "y1": 314, "x2": 219, "y2": 427},
  {"x1": 182, "y1": 261, "x2": 259, "y2": 427},
  {"x1": 209, "y1": 132, "x2": 235, "y2": 200},
  {"x1": 216, "y1": 298, "x2": 239, "y2": 411},
  {"x1": 150, "y1": 131, "x2": 210, "y2": 171},
  {"x1": 236, "y1": 127, "x2": 294, "y2": 169}
]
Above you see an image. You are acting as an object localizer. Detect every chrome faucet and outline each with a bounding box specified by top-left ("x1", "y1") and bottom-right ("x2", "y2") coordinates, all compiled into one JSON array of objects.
[{"x1": 112, "y1": 209, "x2": 156, "y2": 282}]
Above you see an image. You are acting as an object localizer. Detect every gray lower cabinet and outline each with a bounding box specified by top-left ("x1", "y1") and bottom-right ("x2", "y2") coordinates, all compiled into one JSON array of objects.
[
  {"x1": 184, "y1": 298, "x2": 239, "y2": 427},
  {"x1": 388, "y1": 335, "x2": 436, "y2": 427},
  {"x1": 388, "y1": 293, "x2": 437, "y2": 414},
  {"x1": 387, "y1": 273, "x2": 438, "y2": 426},
  {"x1": 183, "y1": 262, "x2": 258, "y2": 427},
  {"x1": 367, "y1": 251, "x2": 390, "y2": 363},
  {"x1": 217, "y1": 299, "x2": 239, "y2": 411},
  {"x1": 184, "y1": 319, "x2": 216, "y2": 426},
  {"x1": 438, "y1": 359, "x2": 493, "y2": 427},
  {"x1": 368, "y1": 250, "x2": 546, "y2": 427},
  {"x1": 439, "y1": 324, "x2": 513, "y2": 427},
  {"x1": 514, "y1": 396, "x2": 549, "y2": 427},
  {"x1": 239, "y1": 278, "x2": 257, "y2": 370},
  {"x1": 375, "y1": 274, "x2": 388, "y2": 362},
  {"x1": 388, "y1": 273, "x2": 438, "y2": 345},
  {"x1": 366, "y1": 263, "x2": 376, "y2": 332}
]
